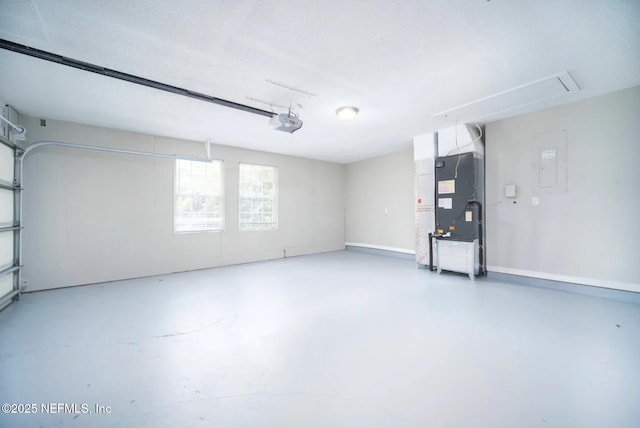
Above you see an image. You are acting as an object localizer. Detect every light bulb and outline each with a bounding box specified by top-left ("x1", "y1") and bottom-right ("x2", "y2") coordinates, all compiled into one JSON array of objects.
[{"x1": 336, "y1": 106, "x2": 359, "y2": 121}]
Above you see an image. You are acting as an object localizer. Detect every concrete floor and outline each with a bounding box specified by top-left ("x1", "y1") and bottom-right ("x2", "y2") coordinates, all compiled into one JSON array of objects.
[{"x1": 1, "y1": 250, "x2": 639, "y2": 428}]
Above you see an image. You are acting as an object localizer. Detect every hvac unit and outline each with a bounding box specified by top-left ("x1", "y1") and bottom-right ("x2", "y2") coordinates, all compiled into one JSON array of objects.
[{"x1": 434, "y1": 151, "x2": 485, "y2": 280}]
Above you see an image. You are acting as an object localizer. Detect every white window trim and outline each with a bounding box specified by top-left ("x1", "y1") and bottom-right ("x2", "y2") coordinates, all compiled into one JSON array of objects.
[
  {"x1": 238, "y1": 162, "x2": 278, "y2": 232},
  {"x1": 173, "y1": 159, "x2": 225, "y2": 234}
]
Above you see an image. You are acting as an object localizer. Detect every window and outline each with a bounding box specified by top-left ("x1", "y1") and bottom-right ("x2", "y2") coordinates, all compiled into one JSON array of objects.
[
  {"x1": 174, "y1": 159, "x2": 224, "y2": 232},
  {"x1": 239, "y1": 163, "x2": 278, "y2": 231}
]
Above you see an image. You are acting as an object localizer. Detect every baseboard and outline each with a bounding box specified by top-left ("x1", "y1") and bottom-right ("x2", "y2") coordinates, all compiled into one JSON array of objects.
[
  {"x1": 345, "y1": 243, "x2": 415, "y2": 260},
  {"x1": 487, "y1": 268, "x2": 640, "y2": 304},
  {"x1": 487, "y1": 265, "x2": 640, "y2": 294}
]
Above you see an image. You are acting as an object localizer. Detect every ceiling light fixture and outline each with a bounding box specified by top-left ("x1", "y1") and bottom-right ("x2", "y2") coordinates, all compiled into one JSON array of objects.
[{"x1": 336, "y1": 106, "x2": 359, "y2": 121}]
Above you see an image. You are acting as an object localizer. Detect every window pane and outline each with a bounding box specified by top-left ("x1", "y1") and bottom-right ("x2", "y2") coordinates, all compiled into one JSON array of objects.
[
  {"x1": 238, "y1": 163, "x2": 278, "y2": 231},
  {"x1": 175, "y1": 159, "x2": 224, "y2": 232}
]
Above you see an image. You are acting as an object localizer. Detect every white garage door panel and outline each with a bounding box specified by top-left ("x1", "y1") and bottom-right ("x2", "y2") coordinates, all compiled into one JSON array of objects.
[
  {"x1": 0, "y1": 273, "x2": 12, "y2": 297},
  {"x1": 0, "y1": 189, "x2": 13, "y2": 224},
  {"x1": 0, "y1": 136, "x2": 17, "y2": 308},
  {"x1": 0, "y1": 143, "x2": 13, "y2": 183},
  {"x1": 0, "y1": 232, "x2": 12, "y2": 268}
]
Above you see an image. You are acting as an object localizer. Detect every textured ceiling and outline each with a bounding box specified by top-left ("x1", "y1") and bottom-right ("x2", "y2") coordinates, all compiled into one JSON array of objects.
[{"x1": 1, "y1": 0, "x2": 639, "y2": 163}]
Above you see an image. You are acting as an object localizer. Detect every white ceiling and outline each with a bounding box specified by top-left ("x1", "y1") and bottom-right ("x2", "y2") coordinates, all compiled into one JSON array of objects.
[{"x1": 1, "y1": 0, "x2": 639, "y2": 163}]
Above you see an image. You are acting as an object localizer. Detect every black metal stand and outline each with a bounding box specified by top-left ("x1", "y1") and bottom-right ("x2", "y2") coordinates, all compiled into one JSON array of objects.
[{"x1": 428, "y1": 232, "x2": 434, "y2": 271}]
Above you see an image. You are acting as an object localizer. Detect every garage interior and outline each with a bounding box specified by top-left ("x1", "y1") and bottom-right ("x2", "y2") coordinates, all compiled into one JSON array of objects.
[{"x1": 1, "y1": 1, "x2": 639, "y2": 427}]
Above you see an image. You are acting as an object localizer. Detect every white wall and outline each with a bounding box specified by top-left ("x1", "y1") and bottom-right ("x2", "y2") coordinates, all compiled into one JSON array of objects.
[
  {"x1": 413, "y1": 133, "x2": 436, "y2": 265},
  {"x1": 21, "y1": 118, "x2": 345, "y2": 291},
  {"x1": 345, "y1": 149, "x2": 415, "y2": 253},
  {"x1": 485, "y1": 86, "x2": 640, "y2": 292}
]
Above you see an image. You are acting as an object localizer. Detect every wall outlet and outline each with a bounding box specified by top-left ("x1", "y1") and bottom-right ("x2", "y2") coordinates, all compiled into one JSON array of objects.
[{"x1": 532, "y1": 197, "x2": 539, "y2": 206}]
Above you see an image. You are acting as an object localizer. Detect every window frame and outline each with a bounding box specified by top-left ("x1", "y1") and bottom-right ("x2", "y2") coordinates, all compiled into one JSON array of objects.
[
  {"x1": 173, "y1": 158, "x2": 225, "y2": 234},
  {"x1": 238, "y1": 162, "x2": 278, "y2": 232}
]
